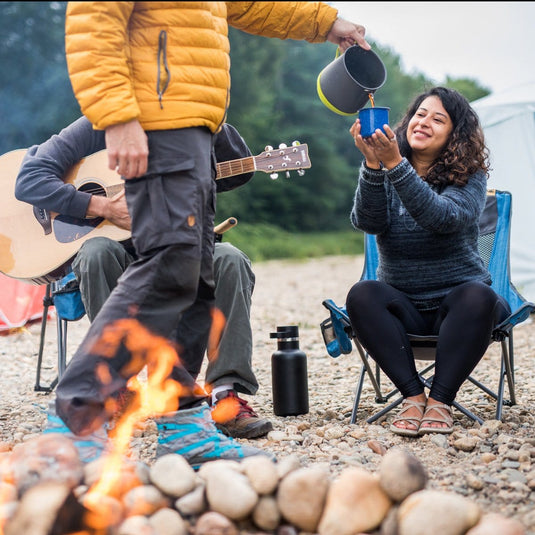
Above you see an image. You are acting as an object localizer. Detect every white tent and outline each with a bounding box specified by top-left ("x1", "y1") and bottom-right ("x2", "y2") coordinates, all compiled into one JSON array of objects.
[{"x1": 472, "y1": 82, "x2": 535, "y2": 301}]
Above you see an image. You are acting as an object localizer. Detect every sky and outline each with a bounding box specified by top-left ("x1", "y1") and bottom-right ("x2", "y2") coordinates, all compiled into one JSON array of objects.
[{"x1": 330, "y1": 1, "x2": 535, "y2": 95}]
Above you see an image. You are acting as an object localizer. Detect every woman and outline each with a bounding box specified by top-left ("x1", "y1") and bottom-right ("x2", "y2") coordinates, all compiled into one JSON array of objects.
[{"x1": 346, "y1": 87, "x2": 510, "y2": 436}]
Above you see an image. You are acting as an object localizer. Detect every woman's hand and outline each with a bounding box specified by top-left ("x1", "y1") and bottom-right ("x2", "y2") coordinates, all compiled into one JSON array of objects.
[
  {"x1": 363, "y1": 125, "x2": 403, "y2": 170},
  {"x1": 350, "y1": 119, "x2": 381, "y2": 169}
]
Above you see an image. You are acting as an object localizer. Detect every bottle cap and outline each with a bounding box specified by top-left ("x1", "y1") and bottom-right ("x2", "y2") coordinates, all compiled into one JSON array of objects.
[{"x1": 270, "y1": 325, "x2": 299, "y2": 340}]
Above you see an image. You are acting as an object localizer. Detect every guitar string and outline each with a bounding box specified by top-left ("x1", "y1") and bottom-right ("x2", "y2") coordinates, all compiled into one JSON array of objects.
[{"x1": 77, "y1": 152, "x2": 303, "y2": 194}]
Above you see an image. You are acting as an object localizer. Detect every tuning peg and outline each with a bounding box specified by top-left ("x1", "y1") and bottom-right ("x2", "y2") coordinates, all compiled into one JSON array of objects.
[
  {"x1": 278, "y1": 143, "x2": 287, "y2": 149},
  {"x1": 270, "y1": 173, "x2": 279, "y2": 180},
  {"x1": 297, "y1": 169, "x2": 305, "y2": 176},
  {"x1": 292, "y1": 140, "x2": 301, "y2": 146},
  {"x1": 265, "y1": 145, "x2": 273, "y2": 152},
  {"x1": 285, "y1": 172, "x2": 291, "y2": 179}
]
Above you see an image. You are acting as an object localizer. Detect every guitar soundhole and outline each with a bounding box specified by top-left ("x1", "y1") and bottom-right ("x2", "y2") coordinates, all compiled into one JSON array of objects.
[
  {"x1": 79, "y1": 181, "x2": 106, "y2": 196},
  {"x1": 53, "y1": 181, "x2": 105, "y2": 243}
]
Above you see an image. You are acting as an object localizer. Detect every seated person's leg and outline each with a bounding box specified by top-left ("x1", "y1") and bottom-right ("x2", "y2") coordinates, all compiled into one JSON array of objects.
[
  {"x1": 206, "y1": 241, "x2": 273, "y2": 439},
  {"x1": 346, "y1": 280, "x2": 429, "y2": 435},
  {"x1": 346, "y1": 279, "x2": 428, "y2": 397},
  {"x1": 421, "y1": 281, "x2": 511, "y2": 433},
  {"x1": 72, "y1": 237, "x2": 134, "y2": 322}
]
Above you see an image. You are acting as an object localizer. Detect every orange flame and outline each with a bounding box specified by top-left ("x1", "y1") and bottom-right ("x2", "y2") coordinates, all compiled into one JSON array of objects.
[
  {"x1": 207, "y1": 306, "x2": 226, "y2": 363},
  {"x1": 1, "y1": 308, "x2": 231, "y2": 534},
  {"x1": 211, "y1": 395, "x2": 240, "y2": 424},
  {"x1": 82, "y1": 318, "x2": 184, "y2": 530},
  {"x1": 0, "y1": 453, "x2": 15, "y2": 535},
  {"x1": 3, "y1": 307, "x2": 230, "y2": 533},
  {"x1": 204, "y1": 307, "x2": 239, "y2": 422}
]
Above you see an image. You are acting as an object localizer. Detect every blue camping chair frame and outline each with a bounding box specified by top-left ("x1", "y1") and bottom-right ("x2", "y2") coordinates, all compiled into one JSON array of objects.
[
  {"x1": 35, "y1": 271, "x2": 85, "y2": 392},
  {"x1": 320, "y1": 190, "x2": 535, "y2": 425}
]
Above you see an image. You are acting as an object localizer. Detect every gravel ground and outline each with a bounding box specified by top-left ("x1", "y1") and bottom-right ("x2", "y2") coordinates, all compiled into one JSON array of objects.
[{"x1": 1, "y1": 255, "x2": 535, "y2": 533}]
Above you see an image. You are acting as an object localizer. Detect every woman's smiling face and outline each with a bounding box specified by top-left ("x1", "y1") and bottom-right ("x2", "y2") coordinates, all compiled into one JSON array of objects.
[{"x1": 407, "y1": 95, "x2": 453, "y2": 159}]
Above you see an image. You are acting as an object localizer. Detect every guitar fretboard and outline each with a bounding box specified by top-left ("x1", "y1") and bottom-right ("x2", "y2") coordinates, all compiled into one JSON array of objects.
[{"x1": 216, "y1": 157, "x2": 255, "y2": 179}]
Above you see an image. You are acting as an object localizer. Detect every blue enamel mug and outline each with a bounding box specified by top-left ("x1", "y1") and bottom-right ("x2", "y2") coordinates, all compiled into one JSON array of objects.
[{"x1": 359, "y1": 107, "x2": 390, "y2": 137}]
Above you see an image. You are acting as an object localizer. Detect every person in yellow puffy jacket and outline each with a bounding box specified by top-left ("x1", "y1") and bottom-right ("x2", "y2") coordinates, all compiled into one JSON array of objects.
[{"x1": 49, "y1": 1, "x2": 370, "y2": 469}]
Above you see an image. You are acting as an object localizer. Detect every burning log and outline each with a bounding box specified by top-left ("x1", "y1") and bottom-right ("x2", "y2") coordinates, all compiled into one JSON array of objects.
[{"x1": 5, "y1": 481, "x2": 87, "y2": 535}]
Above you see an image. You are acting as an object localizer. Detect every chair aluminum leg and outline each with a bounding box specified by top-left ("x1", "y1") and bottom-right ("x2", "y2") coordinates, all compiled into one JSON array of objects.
[
  {"x1": 504, "y1": 337, "x2": 516, "y2": 405},
  {"x1": 57, "y1": 318, "x2": 68, "y2": 379},
  {"x1": 366, "y1": 396, "x2": 403, "y2": 424},
  {"x1": 350, "y1": 363, "x2": 367, "y2": 424},
  {"x1": 418, "y1": 372, "x2": 484, "y2": 424},
  {"x1": 495, "y1": 357, "x2": 506, "y2": 421},
  {"x1": 34, "y1": 284, "x2": 58, "y2": 392},
  {"x1": 494, "y1": 339, "x2": 516, "y2": 420},
  {"x1": 465, "y1": 339, "x2": 516, "y2": 421},
  {"x1": 354, "y1": 344, "x2": 385, "y2": 402}
]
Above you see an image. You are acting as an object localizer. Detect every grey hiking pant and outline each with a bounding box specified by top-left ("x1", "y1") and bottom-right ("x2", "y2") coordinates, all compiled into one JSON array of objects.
[
  {"x1": 55, "y1": 128, "x2": 215, "y2": 436},
  {"x1": 72, "y1": 237, "x2": 135, "y2": 322},
  {"x1": 201, "y1": 241, "x2": 258, "y2": 395}
]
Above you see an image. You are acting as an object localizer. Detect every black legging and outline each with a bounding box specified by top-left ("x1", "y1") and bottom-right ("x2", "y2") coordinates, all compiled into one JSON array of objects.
[{"x1": 345, "y1": 280, "x2": 511, "y2": 405}]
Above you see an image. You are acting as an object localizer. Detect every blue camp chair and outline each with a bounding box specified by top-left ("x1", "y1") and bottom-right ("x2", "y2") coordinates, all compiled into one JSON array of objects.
[
  {"x1": 320, "y1": 190, "x2": 535, "y2": 425},
  {"x1": 35, "y1": 270, "x2": 85, "y2": 392}
]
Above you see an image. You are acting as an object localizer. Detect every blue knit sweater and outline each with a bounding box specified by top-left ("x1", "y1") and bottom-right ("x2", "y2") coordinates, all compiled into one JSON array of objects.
[{"x1": 350, "y1": 158, "x2": 491, "y2": 309}]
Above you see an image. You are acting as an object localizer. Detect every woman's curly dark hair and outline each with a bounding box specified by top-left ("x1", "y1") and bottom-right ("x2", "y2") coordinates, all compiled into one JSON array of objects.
[{"x1": 394, "y1": 87, "x2": 490, "y2": 186}]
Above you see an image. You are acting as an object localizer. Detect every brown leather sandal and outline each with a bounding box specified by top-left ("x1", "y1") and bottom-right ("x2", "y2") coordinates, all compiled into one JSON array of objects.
[
  {"x1": 418, "y1": 403, "x2": 454, "y2": 435},
  {"x1": 390, "y1": 399, "x2": 426, "y2": 437}
]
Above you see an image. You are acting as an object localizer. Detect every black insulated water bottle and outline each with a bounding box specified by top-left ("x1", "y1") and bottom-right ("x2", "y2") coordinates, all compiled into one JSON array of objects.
[{"x1": 270, "y1": 325, "x2": 309, "y2": 416}]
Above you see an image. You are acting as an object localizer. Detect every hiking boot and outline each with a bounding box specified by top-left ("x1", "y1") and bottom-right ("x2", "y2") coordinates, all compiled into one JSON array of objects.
[
  {"x1": 43, "y1": 401, "x2": 108, "y2": 464},
  {"x1": 212, "y1": 390, "x2": 273, "y2": 439},
  {"x1": 155, "y1": 403, "x2": 274, "y2": 470}
]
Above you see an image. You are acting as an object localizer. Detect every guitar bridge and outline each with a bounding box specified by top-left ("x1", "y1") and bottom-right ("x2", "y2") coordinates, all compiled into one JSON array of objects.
[{"x1": 33, "y1": 205, "x2": 52, "y2": 235}]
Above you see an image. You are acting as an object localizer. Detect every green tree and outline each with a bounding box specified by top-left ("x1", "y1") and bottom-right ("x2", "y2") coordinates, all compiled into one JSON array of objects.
[
  {"x1": 1, "y1": 3, "x2": 491, "y2": 234},
  {"x1": 0, "y1": 2, "x2": 79, "y2": 154},
  {"x1": 220, "y1": 32, "x2": 363, "y2": 231}
]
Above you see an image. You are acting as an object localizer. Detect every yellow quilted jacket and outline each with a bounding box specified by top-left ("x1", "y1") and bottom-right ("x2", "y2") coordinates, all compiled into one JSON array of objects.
[{"x1": 65, "y1": 2, "x2": 338, "y2": 133}]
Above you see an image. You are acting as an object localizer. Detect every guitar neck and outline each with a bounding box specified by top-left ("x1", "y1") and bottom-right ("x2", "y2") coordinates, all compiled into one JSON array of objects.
[
  {"x1": 102, "y1": 160, "x2": 254, "y2": 191},
  {"x1": 216, "y1": 157, "x2": 255, "y2": 180},
  {"x1": 101, "y1": 141, "x2": 309, "y2": 192}
]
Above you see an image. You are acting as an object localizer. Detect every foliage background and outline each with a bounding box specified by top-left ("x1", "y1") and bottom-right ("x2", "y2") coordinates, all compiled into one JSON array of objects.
[{"x1": 0, "y1": 2, "x2": 491, "y2": 259}]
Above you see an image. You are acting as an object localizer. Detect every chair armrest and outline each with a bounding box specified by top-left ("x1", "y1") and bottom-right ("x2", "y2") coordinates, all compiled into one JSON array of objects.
[
  {"x1": 321, "y1": 299, "x2": 353, "y2": 357},
  {"x1": 492, "y1": 301, "x2": 535, "y2": 341}
]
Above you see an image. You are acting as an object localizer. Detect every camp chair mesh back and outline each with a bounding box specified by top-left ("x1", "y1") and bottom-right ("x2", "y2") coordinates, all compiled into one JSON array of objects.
[
  {"x1": 320, "y1": 189, "x2": 535, "y2": 424},
  {"x1": 35, "y1": 271, "x2": 85, "y2": 392}
]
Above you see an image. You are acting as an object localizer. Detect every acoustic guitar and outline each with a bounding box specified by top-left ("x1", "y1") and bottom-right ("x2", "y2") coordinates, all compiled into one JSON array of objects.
[{"x1": 0, "y1": 143, "x2": 310, "y2": 285}]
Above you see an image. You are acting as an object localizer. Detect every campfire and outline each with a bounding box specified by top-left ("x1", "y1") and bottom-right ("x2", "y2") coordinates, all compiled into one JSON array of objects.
[{"x1": 0, "y1": 319, "x2": 527, "y2": 534}]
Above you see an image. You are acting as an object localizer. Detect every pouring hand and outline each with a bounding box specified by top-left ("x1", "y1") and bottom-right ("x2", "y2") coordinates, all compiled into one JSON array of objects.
[{"x1": 327, "y1": 18, "x2": 371, "y2": 51}]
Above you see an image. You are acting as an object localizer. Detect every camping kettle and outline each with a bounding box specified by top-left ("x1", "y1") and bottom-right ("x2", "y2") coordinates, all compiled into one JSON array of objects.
[
  {"x1": 317, "y1": 44, "x2": 387, "y2": 115},
  {"x1": 270, "y1": 325, "x2": 309, "y2": 416}
]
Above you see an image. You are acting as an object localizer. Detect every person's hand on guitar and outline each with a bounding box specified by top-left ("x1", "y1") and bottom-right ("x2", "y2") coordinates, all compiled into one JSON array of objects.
[{"x1": 86, "y1": 190, "x2": 131, "y2": 231}]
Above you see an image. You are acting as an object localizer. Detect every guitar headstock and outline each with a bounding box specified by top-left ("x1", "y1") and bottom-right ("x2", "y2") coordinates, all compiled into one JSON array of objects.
[{"x1": 254, "y1": 142, "x2": 311, "y2": 179}]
